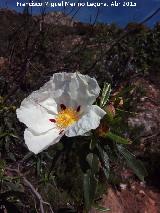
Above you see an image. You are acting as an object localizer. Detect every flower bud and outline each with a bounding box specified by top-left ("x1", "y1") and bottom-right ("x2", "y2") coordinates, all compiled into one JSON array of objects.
[{"x1": 104, "y1": 104, "x2": 116, "y2": 117}]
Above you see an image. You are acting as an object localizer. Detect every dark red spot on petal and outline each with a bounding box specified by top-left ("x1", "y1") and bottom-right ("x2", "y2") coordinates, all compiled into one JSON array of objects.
[
  {"x1": 60, "y1": 104, "x2": 66, "y2": 110},
  {"x1": 49, "y1": 119, "x2": 56, "y2": 123},
  {"x1": 77, "y1": 105, "x2": 81, "y2": 112},
  {"x1": 59, "y1": 130, "x2": 64, "y2": 135}
]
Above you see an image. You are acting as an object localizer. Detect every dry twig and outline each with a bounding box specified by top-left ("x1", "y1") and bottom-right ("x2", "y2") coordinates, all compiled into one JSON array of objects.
[{"x1": 6, "y1": 167, "x2": 54, "y2": 213}]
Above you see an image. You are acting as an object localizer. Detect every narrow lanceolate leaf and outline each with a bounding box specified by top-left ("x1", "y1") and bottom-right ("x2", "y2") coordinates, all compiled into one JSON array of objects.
[
  {"x1": 0, "y1": 132, "x2": 19, "y2": 139},
  {"x1": 89, "y1": 138, "x2": 97, "y2": 150},
  {"x1": 86, "y1": 153, "x2": 99, "y2": 174},
  {"x1": 106, "y1": 132, "x2": 132, "y2": 144},
  {"x1": 93, "y1": 204, "x2": 110, "y2": 212},
  {"x1": 0, "y1": 132, "x2": 8, "y2": 139},
  {"x1": 9, "y1": 133, "x2": 19, "y2": 139},
  {"x1": 83, "y1": 172, "x2": 91, "y2": 210},
  {"x1": 22, "y1": 152, "x2": 33, "y2": 162},
  {"x1": 100, "y1": 83, "x2": 111, "y2": 108},
  {"x1": 117, "y1": 145, "x2": 148, "y2": 181},
  {"x1": 83, "y1": 170, "x2": 98, "y2": 210},
  {"x1": 96, "y1": 145, "x2": 110, "y2": 179}
]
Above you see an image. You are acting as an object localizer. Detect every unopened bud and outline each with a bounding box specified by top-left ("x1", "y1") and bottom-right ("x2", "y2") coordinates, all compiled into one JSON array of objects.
[{"x1": 104, "y1": 104, "x2": 116, "y2": 117}]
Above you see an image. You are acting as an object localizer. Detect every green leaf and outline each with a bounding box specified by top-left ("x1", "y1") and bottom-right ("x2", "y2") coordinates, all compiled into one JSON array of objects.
[
  {"x1": 0, "y1": 132, "x2": 8, "y2": 139},
  {"x1": 114, "y1": 85, "x2": 134, "y2": 98},
  {"x1": 22, "y1": 152, "x2": 33, "y2": 162},
  {"x1": 86, "y1": 153, "x2": 99, "y2": 174},
  {"x1": 93, "y1": 204, "x2": 110, "y2": 212},
  {"x1": 117, "y1": 145, "x2": 147, "y2": 181},
  {"x1": 8, "y1": 152, "x2": 16, "y2": 161},
  {"x1": 36, "y1": 156, "x2": 42, "y2": 176},
  {"x1": 106, "y1": 132, "x2": 131, "y2": 144},
  {"x1": 0, "y1": 132, "x2": 19, "y2": 139},
  {"x1": 100, "y1": 83, "x2": 111, "y2": 108},
  {"x1": 9, "y1": 133, "x2": 19, "y2": 139},
  {"x1": 89, "y1": 138, "x2": 97, "y2": 150},
  {"x1": 96, "y1": 145, "x2": 110, "y2": 179},
  {"x1": 83, "y1": 172, "x2": 90, "y2": 210},
  {"x1": 83, "y1": 170, "x2": 98, "y2": 210}
]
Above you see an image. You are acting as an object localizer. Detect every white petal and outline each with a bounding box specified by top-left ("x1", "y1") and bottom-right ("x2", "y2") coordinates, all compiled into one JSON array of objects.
[
  {"x1": 41, "y1": 72, "x2": 74, "y2": 108},
  {"x1": 69, "y1": 73, "x2": 100, "y2": 107},
  {"x1": 65, "y1": 105, "x2": 106, "y2": 137},
  {"x1": 40, "y1": 72, "x2": 100, "y2": 109},
  {"x1": 25, "y1": 90, "x2": 58, "y2": 114},
  {"x1": 17, "y1": 72, "x2": 101, "y2": 134},
  {"x1": 24, "y1": 128, "x2": 63, "y2": 154},
  {"x1": 16, "y1": 99, "x2": 57, "y2": 134}
]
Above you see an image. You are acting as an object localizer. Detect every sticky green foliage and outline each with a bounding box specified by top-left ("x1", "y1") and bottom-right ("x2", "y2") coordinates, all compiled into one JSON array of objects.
[
  {"x1": 83, "y1": 169, "x2": 98, "y2": 210},
  {"x1": 93, "y1": 204, "x2": 110, "y2": 212},
  {"x1": 106, "y1": 132, "x2": 131, "y2": 144},
  {"x1": 117, "y1": 145, "x2": 148, "y2": 181},
  {"x1": 100, "y1": 83, "x2": 111, "y2": 108},
  {"x1": 96, "y1": 144, "x2": 110, "y2": 179},
  {"x1": 86, "y1": 153, "x2": 99, "y2": 174}
]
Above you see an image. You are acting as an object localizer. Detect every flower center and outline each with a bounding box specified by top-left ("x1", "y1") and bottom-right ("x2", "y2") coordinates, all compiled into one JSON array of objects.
[{"x1": 56, "y1": 108, "x2": 79, "y2": 129}]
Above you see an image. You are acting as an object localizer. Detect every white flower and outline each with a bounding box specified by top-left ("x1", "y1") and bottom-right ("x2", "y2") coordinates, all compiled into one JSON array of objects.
[{"x1": 16, "y1": 72, "x2": 106, "y2": 154}]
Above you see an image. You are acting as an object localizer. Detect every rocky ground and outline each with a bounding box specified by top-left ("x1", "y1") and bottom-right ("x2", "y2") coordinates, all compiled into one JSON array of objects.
[{"x1": 91, "y1": 184, "x2": 160, "y2": 213}]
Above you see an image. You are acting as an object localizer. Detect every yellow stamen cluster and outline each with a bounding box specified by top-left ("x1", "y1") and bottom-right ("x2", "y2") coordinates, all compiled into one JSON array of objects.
[{"x1": 56, "y1": 108, "x2": 79, "y2": 129}]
